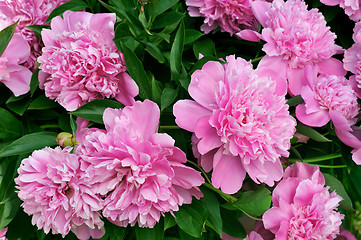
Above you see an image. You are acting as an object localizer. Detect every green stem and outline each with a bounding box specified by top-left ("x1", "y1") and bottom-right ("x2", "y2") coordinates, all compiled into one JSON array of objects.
[
  {"x1": 289, "y1": 153, "x2": 342, "y2": 163},
  {"x1": 251, "y1": 56, "x2": 263, "y2": 63},
  {"x1": 159, "y1": 125, "x2": 181, "y2": 130},
  {"x1": 310, "y1": 164, "x2": 347, "y2": 168},
  {"x1": 187, "y1": 160, "x2": 211, "y2": 184},
  {"x1": 40, "y1": 124, "x2": 59, "y2": 129},
  {"x1": 203, "y1": 182, "x2": 238, "y2": 203}
]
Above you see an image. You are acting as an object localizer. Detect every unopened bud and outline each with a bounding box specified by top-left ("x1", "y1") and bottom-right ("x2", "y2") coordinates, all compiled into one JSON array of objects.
[{"x1": 57, "y1": 132, "x2": 77, "y2": 147}]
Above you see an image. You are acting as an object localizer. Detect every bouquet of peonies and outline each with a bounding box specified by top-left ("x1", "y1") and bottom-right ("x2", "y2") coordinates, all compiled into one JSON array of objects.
[{"x1": 0, "y1": 0, "x2": 360, "y2": 239}]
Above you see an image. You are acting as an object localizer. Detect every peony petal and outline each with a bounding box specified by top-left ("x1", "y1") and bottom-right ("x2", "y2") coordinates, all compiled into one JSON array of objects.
[
  {"x1": 235, "y1": 30, "x2": 262, "y2": 42},
  {"x1": 188, "y1": 61, "x2": 224, "y2": 109},
  {"x1": 173, "y1": 100, "x2": 211, "y2": 132},
  {"x1": 317, "y1": 58, "x2": 346, "y2": 76},
  {"x1": 256, "y1": 56, "x2": 288, "y2": 96},
  {"x1": 4, "y1": 65, "x2": 32, "y2": 96},
  {"x1": 352, "y1": 148, "x2": 361, "y2": 165},
  {"x1": 251, "y1": 0, "x2": 272, "y2": 27},
  {"x1": 212, "y1": 154, "x2": 245, "y2": 194},
  {"x1": 195, "y1": 116, "x2": 223, "y2": 155},
  {"x1": 287, "y1": 67, "x2": 308, "y2": 96},
  {"x1": 295, "y1": 104, "x2": 330, "y2": 127}
]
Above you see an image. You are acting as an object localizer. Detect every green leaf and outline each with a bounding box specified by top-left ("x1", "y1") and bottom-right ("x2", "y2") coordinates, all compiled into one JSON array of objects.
[
  {"x1": 72, "y1": 99, "x2": 124, "y2": 124},
  {"x1": 220, "y1": 208, "x2": 246, "y2": 238},
  {"x1": 324, "y1": 173, "x2": 353, "y2": 211},
  {"x1": 151, "y1": 77, "x2": 162, "y2": 105},
  {"x1": 151, "y1": 12, "x2": 184, "y2": 30},
  {"x1": 0, "y1": 191, "x2": 20, "y2": 229},
  {"x1": 0, "y1": 132, "x2": 58, "y2": 158},
  {"x1": 0, "y1": 157, "x2": 20, "y2": 229},
  {"x1": 185, "y1": 30, "x2": 204, "y2": 45},
  {"x1": 296, "y1": 123, "x2": 332, "y2": 142},
  {"x1": 135, "y1": 220, "x2": 164, "y2": 240},
  {"x1": 28, "y1": 94, "x2": 59, "y2": 110},
  {"x1": 146, "y1": 0, "x2": 179, "y2": 18},
  {"x1": 174, "y1": 200, "x2": 207, "y2": 238},
  {"x1": 99, "y1": 220, "x2": 128, "y2": 240},
  {"x1": 26, "y1": 25, "x2": 50, "y2": 38},
  {"x1": 0, "y1": 107, "x2": 23, "y2": 139},
  {"x1": 0, "y1": 21, "x2": 18, "y2": 57},
  {"x1": 99, "y1": 0, "x2": 144, "y2": 38},
  {"x1": 193, "y1": 39, "x2": 216, "y2": 58},
  {"x1": 170, "y1": 21, "x2": 185, "y2": 80},
  {"x1": 69, "y1": 114, "x2": 78, "y2": 135},
  {"x1": 120, "y1": 43, "x2": 152, "y2": 99},
  {"x1": 179, "y1": 228, "x2": 204, "y2": 240},
  {"x1": 164, "y1": 213, "x2": 176, "y2": 231},
  {"x1": 286, "y1": 95, "x2": 304, "y2": 107},
  {"x1": 30, "y1": 69, "x2": 39, "y2": 97},
  {"x1": 46, "y1": 0, "x2": 88, "y2": 23},
  {"x1": 144, "y1": 41, "x2": 166, "y2": 63},
  {"x1": 161, "y1": 87, "x2": 178, "y2": 111},
  {"x1": 231, "y1": 187, "x2": 272, "y2": 216},
  {"x1": 350, "y1": 166, "x2": 361, "y2": 199},
  {"x1": 200, "y1": 188, "x2": 222, "y2": 237},
  {"x1": 6, "y1": 95, "x2": 31, "y2": 116}
]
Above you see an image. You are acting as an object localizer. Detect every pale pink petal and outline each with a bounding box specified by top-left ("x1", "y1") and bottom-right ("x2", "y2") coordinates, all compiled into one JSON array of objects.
[
  {"x1": 295, "y1": 104, "x2": 330, "y2": 127},
  {"x1": 251, "y1": 0, "x2": 272, "y2": 27},
  {"x1": 173, "y1": 100, "x2": 211, "y2": 132},
  {"x1": 212, "y1": 154, "x2": 246, "y2": 194}
]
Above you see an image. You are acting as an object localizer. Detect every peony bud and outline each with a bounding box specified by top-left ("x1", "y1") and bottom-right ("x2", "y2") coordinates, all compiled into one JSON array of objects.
[{"x1": 56, "y1": 132, "x2": 77, "y2": 147}]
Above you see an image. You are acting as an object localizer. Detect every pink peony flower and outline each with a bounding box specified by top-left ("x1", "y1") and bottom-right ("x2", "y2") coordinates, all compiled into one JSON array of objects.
[
  {"x1": 336, "y1": 227, "x2": 357, "y2": 240},
  {"x1": 75, "y1": 100, "x2": 204, "y2": 228},
  {"x1": 0, "y1": 228, "x2": 7, "y2": 240},
  {"x1": 185, "y1": 0, "x2": 259, "y2": 35},
  {"x1": 344, "y1": 22, "x2": 361, "y2": 99},
  {"x1": 38, "y1": 11, "x2": 139, "y2": 111},
  {"x1": 15, "y1": 147, "x2": 104, "y2": 239},
  {"x1": 0, "y1": 0, "x2": 69, "y2": 70},
  {"x1": 173, "y1": 55, "x2": 296, "y2": 194},
  {"x1": 263, "y1": 162, "x2": 344, "y2": 239},
  {"x1": 295, "y1": 64, "x2": 359, "y2": 127},
  {"x1": 0, "y1": 26, "x2": 32, "y2": 96},
  {"x1": 321, "y1": 0, "x2": 361, "y2": 21},
  {"x1": 240, "y1": 0, "x2": 341, "y2": 95}
]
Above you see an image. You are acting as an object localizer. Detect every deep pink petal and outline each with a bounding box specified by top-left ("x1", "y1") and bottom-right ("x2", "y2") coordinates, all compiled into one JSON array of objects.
[
  {"x1": 287, "y1": 67, "x2": 308, "y2": 96},
  {"x1": 236, "y1": 30, "x2": 262, "y2": 42}
]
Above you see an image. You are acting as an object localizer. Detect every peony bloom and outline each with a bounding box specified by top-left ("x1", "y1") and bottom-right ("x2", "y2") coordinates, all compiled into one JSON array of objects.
[
  {"x1": 0, "y1": 228, "x2": 7, "y2": 240},
  {"x1": 263, "y1": 162, "x2": 344, "y2": 239},
  {"x1": 295, "y1": 63, "x2": 359, "y2": 127},
  {"x1": 336, "y1": 227, "x2": 357, "y2": 240},
  {"x1": 344, "y1": 22, "x2": 361, "y2": 99},
  {"x1": 185, "y1": 0, "x2": 259, "y2": 35},
  {"x1": 238, "y1": 0, "x2": 341, "y2": 95},
  {"x1": 321, "y1": 0, "x2": 361, "y2": 21},
  {"x1": 75, "y1": 100, "x2": 204, "y2": 228},
  {"x1": 38, "y1": 11, "x2": 139, "y2": 111},
  {"x1": 174, "y1": 55, "x2": 296, "y2": 194},
  {"x1": 0, "y1": 0, "x2": 69, "y2": 70},
  {"x1": 15, "y1": 147, "x2": 104, "y2": 239},
  {"x1": 0, "y1": 23, "x2": 32, "y2": 96}
]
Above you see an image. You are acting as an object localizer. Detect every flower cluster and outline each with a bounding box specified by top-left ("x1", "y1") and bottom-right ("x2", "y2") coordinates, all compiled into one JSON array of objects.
[
  {"x1": 15, "y1": 100, "x2": 204, "y2": 238},
  {"x1": 38, "y1": 11, "x2": 139, "y2": 111}
]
